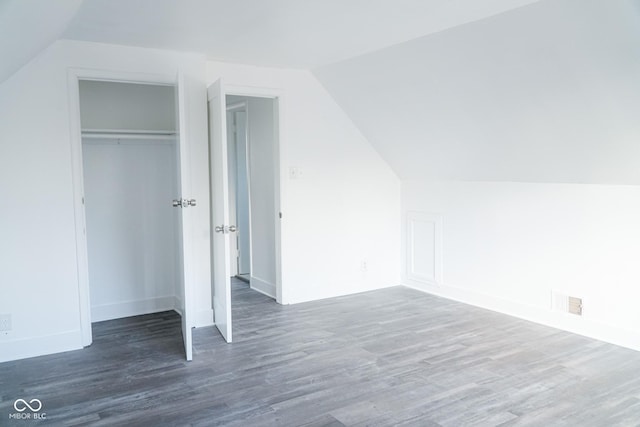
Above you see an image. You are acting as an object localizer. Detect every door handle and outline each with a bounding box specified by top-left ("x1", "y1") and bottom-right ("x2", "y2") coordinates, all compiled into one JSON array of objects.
[
  {"x1": 172, "y1": 199, "x2": 196, "y2": 208},
  {"x1": 214, "y1": 225, "x2": 237, "y2": 233}
]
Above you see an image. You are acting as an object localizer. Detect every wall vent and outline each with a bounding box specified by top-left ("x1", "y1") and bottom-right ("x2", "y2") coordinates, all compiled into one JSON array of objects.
[
  {"x1": 552, "y1": 291, "x2": 583, "y2": 316},
  {"x1": 567, "y1": 296, "x2": 583, "y2": 316}
]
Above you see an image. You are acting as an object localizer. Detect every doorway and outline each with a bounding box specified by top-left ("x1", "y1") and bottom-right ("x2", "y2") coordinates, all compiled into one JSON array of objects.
[
  {"x1": 226, "y1": 102, "x2": 251, "y2": 282},
  {"x1": 226, "y1": 95, "x2": 278, "y2": 300},
  {"x1": 207, "y1": 81, "x2": 283, "y2": 344}
]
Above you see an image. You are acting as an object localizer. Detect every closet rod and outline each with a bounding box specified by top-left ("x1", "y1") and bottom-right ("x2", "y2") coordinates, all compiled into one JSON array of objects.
[{"x1": 81, "y1": 128, "x2": 177, "y2": 140}]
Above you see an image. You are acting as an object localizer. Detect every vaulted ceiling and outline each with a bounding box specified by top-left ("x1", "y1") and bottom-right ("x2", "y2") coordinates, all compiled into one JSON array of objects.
[
  {"x1": 1, "y1": 0, "x2": 541, "y2": 81},
  {"x1": 61, "y1": 0, "x2": 542, "y2": 69},
  {"x1": 3, "y1": 0, "x2": 639, "y2": 184},
  {"x1": 314, "y1": 0, "x2": 640, "y2": 183},
  {"x1": 0, "y1": 0, "x2": 83, "y2": 83}
]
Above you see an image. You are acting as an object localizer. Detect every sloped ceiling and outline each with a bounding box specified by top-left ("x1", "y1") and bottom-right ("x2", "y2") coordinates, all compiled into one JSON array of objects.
[
  {"x1": 0, "y1": 0, "x2": 83, "y2": 83},
  {"x1": 5, "y1": 0, "x2": 638, "y2": 185},
  {"x1": 314, "y1": 0, "x2": 640, "y2": 184},
  {"x1": 61, "y1": 0, "x2": 541, "y2": 69}
]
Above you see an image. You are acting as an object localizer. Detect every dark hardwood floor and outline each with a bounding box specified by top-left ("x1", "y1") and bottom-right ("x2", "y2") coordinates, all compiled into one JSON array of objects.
[{"x1": 2, "y1": 280, "x2": 640, "y2": 426}]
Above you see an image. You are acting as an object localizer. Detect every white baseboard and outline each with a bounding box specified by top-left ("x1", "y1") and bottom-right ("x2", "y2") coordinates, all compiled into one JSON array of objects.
[
  {"x1": 173, "y1": 296, "x2": 183, "y2": 316},
  {"x1": 0, "y1": 330, "x2": 83, "y2": 363},
  {"x1": 402, "y1": 281, "x2": 640, "y2": 353},
  {"x1": 286, "y1": 282, "x2": 394, "y2": 305},
  {"x1": 91, "y1": 296, "x2": 177, "y2": 322},
  {"x1": 250, "y1": 276, "x2": 276, "y2": 299},
  {"x1": 1, "y1": 297, "x2": 213, "y2": 363}
]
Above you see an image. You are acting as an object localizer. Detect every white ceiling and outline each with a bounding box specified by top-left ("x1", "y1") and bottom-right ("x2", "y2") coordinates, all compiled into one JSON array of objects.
[
  {"x1": 0, "y1": 0, "x2": 83, "y2": 83},
  {"x1": 314, "y1": 0, "x2": 640, "y2": 184},
  {"x1": 5, "y1": 0, "x2": 637, "y2": 185},
  {"x1": 60, "y1": 0, "x2": 541, "y2": 69}
]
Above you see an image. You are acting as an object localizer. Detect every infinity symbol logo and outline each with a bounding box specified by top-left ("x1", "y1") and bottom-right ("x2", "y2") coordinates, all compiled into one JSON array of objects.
[{"x1": 13, "y1": 399, "x2": 43, "y2": 412}]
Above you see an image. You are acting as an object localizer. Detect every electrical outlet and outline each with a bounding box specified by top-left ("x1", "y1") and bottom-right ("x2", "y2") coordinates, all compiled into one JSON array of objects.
[
  {"x1": 289, "y1": 166, "x2": 303, "y2": 180},
  {"x1": 0, "y1": 314, "x2": 11, "y2": 332},
  {"x1": 289, "y1": 167, "x2": 299, "y2": 179},
  {"x1": 360, "y1": 260, "x2": 368, "y2": 272}
]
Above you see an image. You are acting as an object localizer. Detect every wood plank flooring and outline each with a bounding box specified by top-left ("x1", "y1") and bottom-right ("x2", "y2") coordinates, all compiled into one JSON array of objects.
[{"x1": 2, "y1": 280, "x2": 640, "y2": 426}]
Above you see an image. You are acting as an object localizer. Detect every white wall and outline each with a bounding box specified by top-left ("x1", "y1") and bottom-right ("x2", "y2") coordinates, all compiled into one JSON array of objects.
[
  {"x1": 314, "y1": 0, "x2": 640, "y2": 184},
  {"x1": 79, "y1": 80, "x2": 176, "y2": 131},
  {"x1": 246, "y1": 97, "x2": 277, "y2": 296},
  {"x1": 83, "y1": 138, "x2": 179, "y2": 321},
  {"x1": 403, "y1": 181, "x2": 640, "y2": 351},
  {"x1": 80, "y1": 81, "x2": 183, "y2": 321},
  {"x1": 312, "y1": 0, "x2": 640, "y2": 352},
  {"x1": 207, "y1": 61, "x2": 401, "y2": 304},
  {"x1": 0, "y1": 0, "x2": 82, "y2": 83},
  {"x1": 0, "y1": 40, "x2": 212, "y2": 363}
]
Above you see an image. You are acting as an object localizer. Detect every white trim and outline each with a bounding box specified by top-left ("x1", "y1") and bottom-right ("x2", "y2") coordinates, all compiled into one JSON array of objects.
[
  {"x1": 229, "y1": 104, "x2": 251, "y2": 278},
  {"x1": 405, "y1": 211, "x2": 443, "y2": 288},
  {"x1": 402, "y1": 282, "x2": 640, "y2": 353},
  {"x1": 224, "y1": 85, "x2": 286, "y2": 305},
  {"x1": 250, "y1": 276, "x2": 277, "y2": 299},
  {"x1": 69, "y1": 68, "x2": 176, "y2": 86},
  {"x1": 173, "y1": 296, "x2": 183, "y2": 316},
  {"x1": 68, "y1": 68, "x2": 183, "y2": 349},
  {"x1": 226, "y1": 101, "x2": 247, "y2": 111},
  {"x1": 225, "y1": 84, "x2": 283, "y2": 99},
  {"x1": 91, "y1": 297, "x2": 178, "y2": 322},
  {"x1": 68, "y1": 69, "x2": 92, "y2": 347},
  {"x1": 0, "y1": 331, "x2": 82, "y2": 364},
  {"x1": 243, "y1": 102, "x2": 255, "y2": 287}
]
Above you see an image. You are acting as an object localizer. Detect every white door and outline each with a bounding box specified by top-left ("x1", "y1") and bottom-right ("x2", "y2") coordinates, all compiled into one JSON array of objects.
[
  {"x1": 208, "y1": 79, "x2": 233, "y2": 343},
  {"x1": 176, "y1": 73, "x2": 195, "y2": 360}
]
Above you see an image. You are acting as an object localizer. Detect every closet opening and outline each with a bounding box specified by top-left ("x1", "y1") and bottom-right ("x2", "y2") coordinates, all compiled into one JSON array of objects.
[{"x1": 78, "y1": 80, "x2": 182, "y2": 327}]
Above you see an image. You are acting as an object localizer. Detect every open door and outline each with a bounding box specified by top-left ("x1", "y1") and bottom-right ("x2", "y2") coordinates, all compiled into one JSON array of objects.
[
  {"x1": 176, "y1": 72, "x2": 195, "y2": 360},
  {"x1": 208, "y1": 79, "x2": 233, "y2": 342}
]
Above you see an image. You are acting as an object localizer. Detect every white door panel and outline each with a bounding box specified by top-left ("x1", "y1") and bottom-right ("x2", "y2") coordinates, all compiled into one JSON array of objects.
[
  {"x1": 177, "y1": 72, "x2": 195, "y2": 360},
  {"x1": 208, "y1": 79, "x2": 233, "y2": 343}
]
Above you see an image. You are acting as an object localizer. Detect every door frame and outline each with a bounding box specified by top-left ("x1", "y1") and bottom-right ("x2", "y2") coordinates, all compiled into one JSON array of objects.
[
  {"x1": 226, "y1": 102, "x2": 250, "y2": 278},
  {"x1": 67, "y1": 68, "x2": 189, "y2": 347},
  {"x1": 224, "y1": 84, "x2": 285, "y2": 304}
]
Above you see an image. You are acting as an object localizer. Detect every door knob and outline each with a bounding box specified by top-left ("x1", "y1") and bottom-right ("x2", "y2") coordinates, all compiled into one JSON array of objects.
[
  {"x1": 172, "y1": 199, "x2": 196, "y2": 208},
  {"x1": 214, "y1": 225, "x2": 237, "y2": 233}
]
